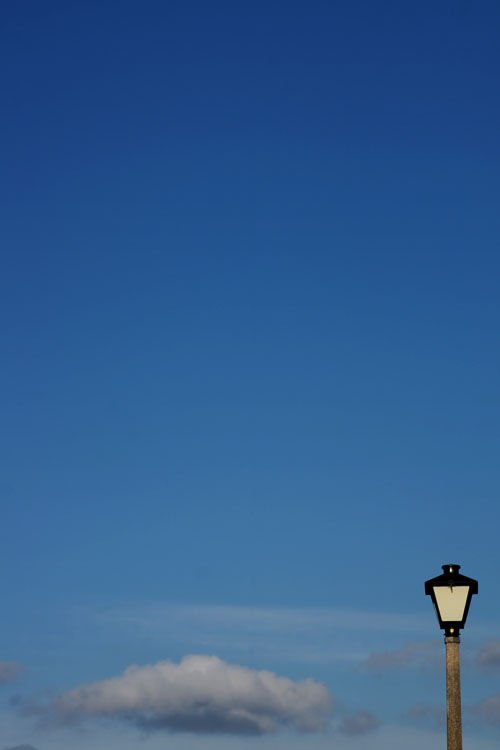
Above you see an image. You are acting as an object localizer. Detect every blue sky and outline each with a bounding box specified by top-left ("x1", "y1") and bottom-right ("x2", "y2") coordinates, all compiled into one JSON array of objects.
[{"x1": 1, "y1": 1, "x2": 499, "y2": 748}]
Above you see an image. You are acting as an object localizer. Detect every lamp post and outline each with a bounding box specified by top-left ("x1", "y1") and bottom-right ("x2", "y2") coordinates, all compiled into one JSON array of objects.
[{"x1": 425, "y1": 564, "x2": 478, "y2": 750}]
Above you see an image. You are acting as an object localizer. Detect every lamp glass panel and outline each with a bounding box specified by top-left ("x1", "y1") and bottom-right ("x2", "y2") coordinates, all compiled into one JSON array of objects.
[{"x1": 433, "y1": 585, "x2": 469, "y2": 622}]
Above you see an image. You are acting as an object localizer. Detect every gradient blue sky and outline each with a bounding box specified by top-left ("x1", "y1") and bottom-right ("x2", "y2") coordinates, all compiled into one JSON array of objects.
[{"x1": 1, "y1": 1, "x2": 499, "y2": 748}]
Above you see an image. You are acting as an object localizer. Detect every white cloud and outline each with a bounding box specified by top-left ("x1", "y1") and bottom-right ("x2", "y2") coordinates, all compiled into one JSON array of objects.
[{"x1": 48, "y1": 655, "x2": 333, "y2": 735}]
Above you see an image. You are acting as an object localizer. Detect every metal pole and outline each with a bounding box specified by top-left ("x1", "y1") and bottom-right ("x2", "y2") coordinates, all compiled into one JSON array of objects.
[{"x1": 445, "y1": 635, "x2": 462, "y2": 750}]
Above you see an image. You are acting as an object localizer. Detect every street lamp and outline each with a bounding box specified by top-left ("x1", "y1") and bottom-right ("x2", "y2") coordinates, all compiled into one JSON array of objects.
[{"x1": 425, "y1": 564, "x2": 478, "y2": 750}]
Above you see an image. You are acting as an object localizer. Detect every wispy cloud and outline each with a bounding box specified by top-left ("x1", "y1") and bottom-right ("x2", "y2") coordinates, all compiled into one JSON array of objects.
[
  {"x1": 89, "y1": 602, "x2": 430, "y2": 666},
  {"x1": 0, "y1": 663, "x2": 23, "y2": 684},
  {"x1": 360, "y1": 641, "x2": 441, "y2": 671},
  {"x1": 3, "y1": 745, "x2": 39, "y2": 750},
  {"x1": 28, "y1": 655, "x2": 333, "y2": 736},
  {"x1": 96, "y1": 602, "x2": 429, "y2": 635}
]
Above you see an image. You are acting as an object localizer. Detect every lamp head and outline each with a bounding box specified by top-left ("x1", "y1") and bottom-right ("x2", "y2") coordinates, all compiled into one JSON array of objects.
[{"x1": 425, "y1": 564, "x2": 478, "y2": 636}]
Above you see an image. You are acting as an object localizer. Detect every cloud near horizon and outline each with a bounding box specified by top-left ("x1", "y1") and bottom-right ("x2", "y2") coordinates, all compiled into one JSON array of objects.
[
  {"x1": 361, "y1": 641, "x2": 440, "y2": 670},
  {"x1": 406, "y1": 701, "x2": 444, "y2": 730},
  {"x1": 43, "y1": 655, "x2": 333, "y2": 735},
  {"x1": 476, "y1": 640, "x2": 500, "y2": 669},
  {"x1": 0, "y1": 662, "x2": 23, "y2": 683},
  {"x1": 338, "y1": 710, "x2": 380, "y2": 736},
  {"x1": 472, "y1": 694, "x2": 500, "y2": 725}
]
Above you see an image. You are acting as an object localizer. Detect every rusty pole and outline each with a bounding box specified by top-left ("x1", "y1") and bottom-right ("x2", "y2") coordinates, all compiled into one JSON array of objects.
[{"x1": 445, "y1": 635, "x2": 462, "y2": 750}]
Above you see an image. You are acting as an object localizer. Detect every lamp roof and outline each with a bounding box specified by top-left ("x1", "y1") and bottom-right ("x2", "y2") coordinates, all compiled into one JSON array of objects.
[{"x1": 425, "y1": 563, "x2": 478, "y2": 595}]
